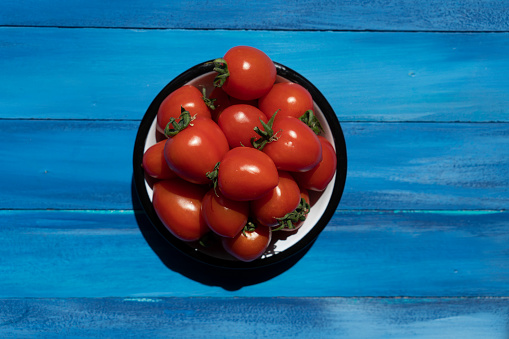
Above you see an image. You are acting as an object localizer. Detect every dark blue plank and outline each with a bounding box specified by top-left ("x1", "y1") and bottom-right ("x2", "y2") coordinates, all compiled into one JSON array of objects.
[
  {"x1": 1, "y1": 120, "x2": 507, "y2": 210},
  {"x1": 0, "y1": 297, "x2": 508, "y2": 338},
  {"x1": 0, "y1": 0, "x2": 508, "y2": 31},
  {"x1": 1, "y1": 28, "x2": 509, "y2": 121},
  {"x1": 1, "y1": 209, "x2": 508, "y2": 297}
]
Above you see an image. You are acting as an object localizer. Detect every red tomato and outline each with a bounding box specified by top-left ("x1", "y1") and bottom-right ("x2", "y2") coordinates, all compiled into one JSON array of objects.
[
  {"x1": 213, "y1": 46, "x2": 276, "y2": 101},
  {"x1": 251, "y1": 171, "x2": 301, "y2": 227},
  {"x1": 152, "y1": 178, "x2": 209, "y2": 241},
  {"x1": 293, "y1": 136, "x2": 337, "y2": 191},
  {"x1": 164, "y1": 114, "x2": 229, "y2": 185},
  {"x1": 201, "y1": 188, "x2": 249, "y2": 238},
  {"x1": 212, "y1": 147, "x2": 279, "y2": 201},
  {"x1": 258, "y1": 82, "x2": 314, "y2": 120},
  {"x1": 208, "y1": 86, "x2": 257, "y2": 121},
  {"x1": 142, "y1": 140, "x2": 178, "y2": 180},
  {"x1": 157, "y1": 85, "x2": 211, "y2": 133},
  {"x1": 217, "y1": 104, "x2": 268, "y2": 148},
  {"x1": 261, "y1": 116, "x2": 322, "y2": 172},
  {"x1": 222, "y1": 222, "x2": 272, "y2": 262}
]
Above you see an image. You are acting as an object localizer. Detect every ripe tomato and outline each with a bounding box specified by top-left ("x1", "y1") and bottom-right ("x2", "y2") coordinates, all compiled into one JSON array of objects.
[
  {"x1": 201, "y1": 188, "x2": 249, "y2": 238},
  {"x1": 259, "y1": 115, "x2": 322, "y2": 172},
  {"x1": 207, "y1": 86, "x2": 257, "y2": 121},
  {"x1": 222, "y1": 222, "x2": 272, "y2": 262},
  {"x1": 209, "y1": 147, "x2": 279, "y2": 201},
  {"x1": 258, "y1": 82, "x2": 314, "y2": 120},
  {"x1": 157, "y1": 85, "x2": 211, "y2": 133},
  {"x1": 213, "y1": 46, "x2": 276, "y2": 101},
  {"x1": 251, "y1": 171, "x2": 301, "y2": 227},
  {"x1": 142, "y1": 140, "x2": 178, "y2": 180},
  {"x1": 152, "y1": 178, "x2": 209, "y2": 242},
  {"x1": 217, "y1": 104, "x2": 268, "y2": 148},
  {"x1": 293, "y1": 136, "x2": 337, "y2": 191},
  {"x1": 164, "y1": 112, "x2": 229, "y2": 185}
]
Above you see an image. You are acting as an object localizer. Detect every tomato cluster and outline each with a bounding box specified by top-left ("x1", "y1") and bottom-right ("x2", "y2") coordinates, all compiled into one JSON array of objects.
[{"x1": 143, "y1": 46, "x2": 338, "y2": 262}]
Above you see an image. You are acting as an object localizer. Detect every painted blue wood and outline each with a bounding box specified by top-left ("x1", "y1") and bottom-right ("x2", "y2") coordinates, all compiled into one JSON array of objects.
[
  {"x1": 1, "y1": 28, "x2": 509, "y2": 122},
  {"x1": 0, "y1": 297, "x2": 508, "y2": 338},
  {"x1": 1, "y1": 120, "x2": 507, "y2": 210},
  {"x1": 1, "y1": 0, "x2": 508, "y2": 334},
  {"x1": 1, "y1": 0, "x2": 508, "y2": 32},
  {"x1": 1, "y1": 209, "x2": 508, "y2": 297}
]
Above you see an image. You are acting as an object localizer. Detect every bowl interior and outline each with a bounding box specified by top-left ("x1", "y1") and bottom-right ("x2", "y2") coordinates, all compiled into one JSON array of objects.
[{"x1": 134, "y1": 62, "x2": 347, "y2": 268}]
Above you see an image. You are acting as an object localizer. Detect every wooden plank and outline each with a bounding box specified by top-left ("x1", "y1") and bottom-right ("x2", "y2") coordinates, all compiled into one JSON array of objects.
[
  {"x1": 0, "y1": 120, "x2": 136, "y2": 210},
  {"x1": 0, "y1": 297, "x2": 508, "y2": 338},
  {"x1": 1, "y1": 27, "x2": 509, "y2": 122},
  {"x1": 1, "y1": 209, "x2": 508, "y2": 297},
  {"x1": 1, "y1": 0, "x2": 508, "y2": 32},
  {"x1": 1, "y1": 120, "x2": 507, "y2": 210}
]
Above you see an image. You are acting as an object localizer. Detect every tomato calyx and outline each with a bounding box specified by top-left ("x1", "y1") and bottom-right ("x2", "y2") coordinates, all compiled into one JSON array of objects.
[
  {"x1": 198, "y1": 232, "x2": 216, "y2": 248},
  {"x1": 273, "y1": 198, "x2": 311, "y2": 231},
  {"x1": 164, "y1": 107, "x2": 196, "y2": 137},
  {"x1": 251, "y1": 110, "x2": 281, "y2": 150},
  {"x1": 202, "y1": 87, "x2": 216, "y2": 110},
  {"x1": 299, "y1": 110, "x2": 323, "y2": 135},
  {"x1": 205, "y1": 161, "x2": 220, "y2": 195},
  {"x1": 212, "y1": 58, "x2": 230, "y2": 88},
  {"x1": 241, "y1": 220, "x2": 258, "y2": 236}
]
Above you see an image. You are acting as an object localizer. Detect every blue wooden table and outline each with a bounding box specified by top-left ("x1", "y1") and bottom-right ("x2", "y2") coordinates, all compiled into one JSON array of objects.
[{"x1": 1, "y1": 1, "x2": 509, "y2": 337}]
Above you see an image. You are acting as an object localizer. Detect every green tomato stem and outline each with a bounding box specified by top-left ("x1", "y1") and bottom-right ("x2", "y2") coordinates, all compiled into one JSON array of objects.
[
  {"x1": 273, "y1": 198, "x2": 311, "y2": 231},
  {"x1": 212, "y1": 58, "x2": 229, "y2": 88},
  {"x1": 205, "y1": 162, "x2": 220, "y2": 196},
  {"x1": 251, "y1": 110, "x2": 279, "y2": 150},
  {"x1": 202, "y1": 87, "x2": 216, "y2": 110},
  {"x1": 164, "y1": 107, "x2": 194, "y2": 138},
  {"x1": 299, "y1": 109, "x2": 323, "y2": 135}
]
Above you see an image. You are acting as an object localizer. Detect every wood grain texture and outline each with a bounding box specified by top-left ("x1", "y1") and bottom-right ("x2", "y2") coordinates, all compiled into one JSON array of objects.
[
  {"x1": 1, "y1": 120, "x2": 507, "y2": 210},
  {"x1": 1, "y1": 28, "x2": 509, "y2": 122},
  {"x1": 1, "y1": 209, "x2": 508, "y2": 297},
  {"x1": 0, "y1": 297, "x2": 508, "y2": 338},
  {"x1": 1, "y1": 0, "x2": 508, "y2": 32}
]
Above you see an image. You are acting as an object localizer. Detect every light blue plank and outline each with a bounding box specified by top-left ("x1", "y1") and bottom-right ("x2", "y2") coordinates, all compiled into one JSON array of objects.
[
  {"x1": 1, "y1": 28, "x2": 509, "y2": 121},
  {"x1": 1, "y1": 120, "x2": 507, "y2": 210},
  {"x1": 1, "y1": 209, "x2": 508, "y2": 297},
  {"x1": 0, "y1": 297, "x2": 508, "y2": 338},
  {"x1": 0, "y1": 0, "x2": 508, "y2": 31}
]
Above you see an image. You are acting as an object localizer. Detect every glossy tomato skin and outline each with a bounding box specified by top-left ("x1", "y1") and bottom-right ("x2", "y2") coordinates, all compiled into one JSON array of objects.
[
  {"x1": 217, "y1": 104, "x2": 268, "y2": 148},
  {"x1": 157, "y1": 85, "x2": 211, "y2": 133},
  {"x1": 251, "y1": 171, "x2": 301, "y2": 227},
  {"x1": 258, "y1": 82, "x2": 314, "y2": 120},
  {"x1": 218, "y1": 147, "x2": 279, "y2": 201},
  {"x1": 262, "y1": 116, "x2": 322, "y2": 172},
  {"x1": 164, "y1": 116, "x2": 229, "y2": 185},
  {"x1": 152, "y1": 178, "x2": 209, "y2": 242},
  {"x1": 222, "y1": 223, "x2": 272, "y2": 262},
  {"x1": 208, "y1": 86, "x2": 257, "y2": 122},
  {"x1": 293, "y1": 136, "x2": 337, "y2": 191},
  {"x1": 221, "y1": 46, "x2": 276, "y2": 101},
  {"x1": 142, "y1": 140, "x2": 178, "y2": 180},
  {"x1": 201, "y1": 188, "x2": 249, "y2": 238}
]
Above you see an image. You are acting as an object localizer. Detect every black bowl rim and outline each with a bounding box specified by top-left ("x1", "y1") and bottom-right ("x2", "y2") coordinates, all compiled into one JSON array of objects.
[{"x1": 133, "y1": 60, "x2": 348, "y2": 269}]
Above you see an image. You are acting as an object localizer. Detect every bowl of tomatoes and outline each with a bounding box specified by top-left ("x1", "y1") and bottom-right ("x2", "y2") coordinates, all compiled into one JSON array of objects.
[{"x1": 133, "y1": 46, "x2": 347, "y2": 269}]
